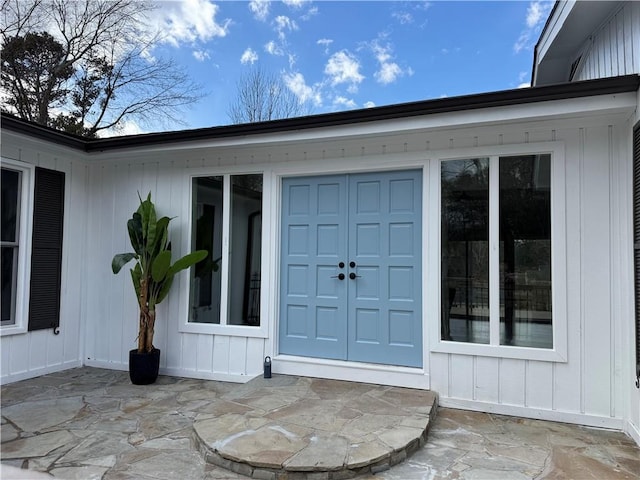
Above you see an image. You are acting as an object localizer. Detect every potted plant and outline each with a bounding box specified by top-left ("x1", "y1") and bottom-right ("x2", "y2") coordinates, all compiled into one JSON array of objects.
[{"x1": 112, "y1": 193, "x2": 207, "y2": 385}]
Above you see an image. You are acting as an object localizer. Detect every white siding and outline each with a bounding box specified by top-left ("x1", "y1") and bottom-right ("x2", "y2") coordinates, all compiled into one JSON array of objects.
[
  {"x1": 574, "y1": 2, "x2": 640, "y2": 81},
  {"x1": 1, "y1": 137, "x2": 88, "y2": 383},
  {"x1": 430, "y1": 118, "x2": 633, "y2": 430},
  {"x1": 1, "y1": 91, "x2": 637, "y2": 438}
]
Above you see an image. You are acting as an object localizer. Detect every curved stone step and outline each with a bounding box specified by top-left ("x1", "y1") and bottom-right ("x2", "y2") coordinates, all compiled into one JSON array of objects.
[{"x1": 192, "y1": 376, "x2": 438, "y2": 479}]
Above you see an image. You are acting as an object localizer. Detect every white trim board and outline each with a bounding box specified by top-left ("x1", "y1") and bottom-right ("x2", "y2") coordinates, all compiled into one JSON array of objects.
[
  {"x1": 440, "y1": 397, "x2": 625, "y2": 431},
  {"x1": 273, "y1": 355, "x2": 430, "y2": 390}
]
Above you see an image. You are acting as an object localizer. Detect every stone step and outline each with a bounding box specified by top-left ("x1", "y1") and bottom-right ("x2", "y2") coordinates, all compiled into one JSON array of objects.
[{"x1": 192, "y1": 376, "x2": 438, "y2": 480}]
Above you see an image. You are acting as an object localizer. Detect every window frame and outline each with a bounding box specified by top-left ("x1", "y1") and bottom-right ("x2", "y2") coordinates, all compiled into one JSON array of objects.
[
  {"x1": 429, "y1": 142, "x2": 568, "y2": 362},
  {"x1": 179, "y1": 169, "x2": 268, "y2": 338},
  {"x1": 1, "y1": 158, "x2": 35, "y2": 336}
]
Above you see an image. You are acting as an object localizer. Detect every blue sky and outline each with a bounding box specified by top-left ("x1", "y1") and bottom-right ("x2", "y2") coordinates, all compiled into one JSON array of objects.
[{"x1": 135, "y1": 0, "x2": 554, "y2": 134}]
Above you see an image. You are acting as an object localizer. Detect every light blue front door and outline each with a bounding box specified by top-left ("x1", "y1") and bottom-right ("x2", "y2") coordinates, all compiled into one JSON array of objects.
[{"x1": 280, "y1": 170, "x2": 422, "y2": 367}]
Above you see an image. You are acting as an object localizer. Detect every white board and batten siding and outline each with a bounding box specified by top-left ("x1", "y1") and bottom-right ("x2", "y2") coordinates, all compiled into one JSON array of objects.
[
  {"x1": 2, "y1": 93, "x2": 638, "y2": 440},
  {"x1": 1, "y1": 135, "x2": 88, "y2": 383},
  {"x1": 573, "y1": 2, "x2": 640, "y2": 82},
  {"x1": 430, "y1": 117, "x2": 635, "y2": 431},
  {"x1": 82, "y1": 158, "x2": 267, "y2": 382}
]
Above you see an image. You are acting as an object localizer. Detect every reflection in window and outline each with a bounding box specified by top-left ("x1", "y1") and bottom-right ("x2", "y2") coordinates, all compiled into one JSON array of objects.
[
  {"x1": 1, "y1": 168, "x2": 21, "y2": 325},
  {"x1": 189, "y1": 174, "x2": 262, "y2": 327},
  {"x1": 191, "y1": 176, "x2": 223, "y2": 324},
  {"x1": 441, "y1": 159, "x2": 490, "y2": 343},
  {"x1": 228, "y1": 175, "x2": 262, "y2": 326},
  {"x1": 499, "y1": 154, "x2": 552, "y2": 348}
]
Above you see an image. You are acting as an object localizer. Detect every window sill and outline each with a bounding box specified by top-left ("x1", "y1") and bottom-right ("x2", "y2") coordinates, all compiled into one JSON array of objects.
[
  {"x1": 179, "y1": 322, "x2": 268, "y2": 338},
  {"x1": 430, "y1": 340, "x2": 568, "y2": 363},
  {"x1": 0, "y1": 324, "x2": 28, "y2": 337}
]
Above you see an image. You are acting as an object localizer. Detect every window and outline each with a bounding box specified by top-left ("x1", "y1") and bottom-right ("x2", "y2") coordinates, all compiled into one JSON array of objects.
[
  {"x1": 189, "y1": 174, "x2": 263, "y2": 328},
  {"x1": 1, "y1": 160, "x2": 34, "y2": 334},
  {"x1": 441, "y1": 154, "x2": 555, "y2": 353},
  {"x1": 1, "y1": 167, "x2": 22, "y2": 326}
]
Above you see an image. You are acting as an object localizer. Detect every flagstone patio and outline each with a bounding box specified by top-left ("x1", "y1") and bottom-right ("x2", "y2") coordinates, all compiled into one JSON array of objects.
[{"x1": 1, "y1": 367, "x2": 638, "y2": 479}]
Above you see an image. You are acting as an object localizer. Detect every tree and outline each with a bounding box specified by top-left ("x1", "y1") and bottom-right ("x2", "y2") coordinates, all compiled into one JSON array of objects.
[
  {"x1": 228, "y1": 67, "x2": 308, "y2": 124},
  {"x1": 1, "y1": 0, "x2": 202, "y2": 137}
]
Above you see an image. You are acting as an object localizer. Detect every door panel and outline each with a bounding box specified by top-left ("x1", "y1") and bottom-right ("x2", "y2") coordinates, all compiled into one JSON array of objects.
[
  {"x1": 280, "y1": 170, "x2": 422, "y2": 367},
  {"x1": 280, "y1": 175, "x2": 348, "y2": 360},
  {"x1": 347, "y1": 171, "x2": 422, "y2": 367}
]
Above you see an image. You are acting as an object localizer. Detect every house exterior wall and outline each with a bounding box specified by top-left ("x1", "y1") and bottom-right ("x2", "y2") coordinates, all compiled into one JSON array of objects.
[
  {"x1": 73, "y1": 96, "x2": 636, "y2": 430},
  {"x1": 1, "y1": 89, "x2": 638, "y2": 438},
  {"x1": 573, "y1": 2, "x2": 640, "y2": 82},
  {"x1": 1, "y1": 134, "x2": 88, "y2": 383}
]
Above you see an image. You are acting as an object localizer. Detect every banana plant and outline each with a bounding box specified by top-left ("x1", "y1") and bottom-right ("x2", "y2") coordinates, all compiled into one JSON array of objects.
[{"x1": 112, "y1": 193, "x2": 207, "y2": 353}]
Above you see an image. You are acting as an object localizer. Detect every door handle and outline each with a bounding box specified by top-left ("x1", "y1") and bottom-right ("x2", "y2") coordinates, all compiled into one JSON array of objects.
[
  {"x1": 349, "y1": 272, "x2": 361, "y2": 280},
  {"x1": 331, "y1": 273, "x2": 345, "y2": 280}
]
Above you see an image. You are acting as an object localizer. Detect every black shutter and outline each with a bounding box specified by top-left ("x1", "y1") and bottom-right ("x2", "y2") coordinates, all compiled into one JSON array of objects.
[
  {"x1": 28, "y1": 167, "x2": 65, "y2": 332},
  {"x1": 634, "y1": 122, "x2": 640, "y2": 388}
]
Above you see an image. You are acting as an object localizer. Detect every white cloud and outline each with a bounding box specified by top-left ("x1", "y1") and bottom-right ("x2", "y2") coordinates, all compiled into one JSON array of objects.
[
  {"x1": 301, "y1": 6, "x2": 318, "y2": 21},
  {"x1": 364, "y1": 101, "x2": 376, "y2": 108},
  {"x1": 241, "y1": 48, "x2": 258, "y2": 64},
  {"x1": 392, "y1": 12, "x2": 413, "y2": 24},
  {"x1": 152, "y1": 0, "x2": 231, "y2": 47},
  {"x1": 333, "y1": 96, "x2": 357, "y2": 109},
  {"x1": 514, "y1": 1, "x2": 553, "y2": 53},
  {"x1": 274, "y1": 15, "x2": 298, "y2": 40},
  {"x1": 283, "y1": 72, "x2": 322, "y2": 106},
  {"x1": 99, "y1": 120, "x2": 146, "y2": 138},
  {"x1": 371, "y1": 40, "x2": 411, "y2": 85},
  {"x1": 193, "y1": 50, "x2": 210, "y2": 61},
  {"x1": 518, "y1": 82, "x2": 531, "y2": 89},
  {"x1": 376, "y1": 62, "x2": 403, "y2": 85},
  {"x1": 265, "y1": 40, "x2": 284, "y2": 56},
  {"x1": 325, "y1": 50, "x2": 364, "y2": 90},
  {"x1": 282, "y1": 0, "x2": 307, "y2": 8},
  {"x1": 249, "y1": 0, "x2": 270, "y2": 21},
  {"x1": 317, "y1": 38, "x2": 333, "y2": 54}
]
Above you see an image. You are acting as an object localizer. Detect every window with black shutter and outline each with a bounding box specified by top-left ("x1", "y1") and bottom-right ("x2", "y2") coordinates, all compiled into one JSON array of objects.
[
  {"x1": 634, "y1": 122, "x2": 640, "y2": 388},
  {"x1": 28, "y1": 167, "x2": 65, "y2": 332}
]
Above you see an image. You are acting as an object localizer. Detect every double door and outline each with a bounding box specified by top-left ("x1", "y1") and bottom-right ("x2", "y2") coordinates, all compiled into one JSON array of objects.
[{"x1": 279, "y1": 170, "x2": 422, "y2": 367}]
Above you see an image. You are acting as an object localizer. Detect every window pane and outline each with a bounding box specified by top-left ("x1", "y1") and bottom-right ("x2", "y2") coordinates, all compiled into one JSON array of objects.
[
  {"x1": 499, "y1": 154, "x2": 552, "y2": 348},
  {"x1": 190, "y1": 176, "x2": 223, "y2": 324},
  {"x1": 228, "y1": 175, "x2": 262, "y2": 326},
  {"x1": 441, "y1": 159, "x2": 490, "y2": 343},
  {"x1": 1, "y1": 246, "x2": 18, "y2": 324},
  {"x1": 1, "y1": 168, "x2": 20, "y2": 242}
]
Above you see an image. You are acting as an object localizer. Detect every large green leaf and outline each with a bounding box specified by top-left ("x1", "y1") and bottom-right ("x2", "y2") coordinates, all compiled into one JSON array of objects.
[
  {"x1": 151, "y1": 216, "x2": 170, "y2": 258},
  {"x1": 137, "y1": 193, "x2": 152, "y2": 241},
  {"x1": 146, "y1": 198, "x2": 158, "y2": 254},
  {"x1": 151, "y1": 250, "x2": 171, "y2": 283},
  {"x1": 127, "y1": 214, "x2": 143, "y2": 255},
  {"x1": 154, "y1": 274, "x2": 174, "y2": 306},
  {"x1": 112, "y1": 252, "x2": 136, "y2": 274},
  {"x1": 130, "y1": 263, "x2": 142, "y2": 304},
  {"x1": 169, "y1": 250, "x2": 208, "y2": 275}
]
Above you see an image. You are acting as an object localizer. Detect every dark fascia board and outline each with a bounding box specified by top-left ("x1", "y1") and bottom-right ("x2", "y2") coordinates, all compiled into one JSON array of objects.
[{"x1": 2, "y1": 74, "x2": 639, "y2": 153}]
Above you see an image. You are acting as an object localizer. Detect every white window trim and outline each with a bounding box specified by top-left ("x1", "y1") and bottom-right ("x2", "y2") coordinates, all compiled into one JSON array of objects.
[
  {"x1": 179, "y1": 168, "x2": 268, "y2": 338},
  {"x1": 429, "y1": 142, "x2": 568, "y2": 362},
  {"x1": 1, "y1": 158, "x2": 35, "y2": 336}
]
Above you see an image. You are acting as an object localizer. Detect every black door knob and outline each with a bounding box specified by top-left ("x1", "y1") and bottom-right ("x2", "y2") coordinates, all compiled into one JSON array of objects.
[
  {"x1": 349, "y1": 272, "x2": 361, "y2": 280},
  {"x1": 338, "y1": 262, "x2": 345, "y2": 268},
  {"x1": 349, "y1": 261, "x2": 356, "y2": 268},
  {"x1": 331, "y1": 273, "x2": 345, "y2": 280}
]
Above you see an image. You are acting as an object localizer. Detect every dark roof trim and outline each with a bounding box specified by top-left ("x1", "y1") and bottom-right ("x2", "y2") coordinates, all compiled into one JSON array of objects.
[{"x1": 2, "y1": 74, "x2": 639, "y2": 153}]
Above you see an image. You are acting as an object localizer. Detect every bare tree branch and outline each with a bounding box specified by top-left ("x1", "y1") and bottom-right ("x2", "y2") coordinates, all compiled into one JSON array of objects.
[
  {"x1": 228, "y1": 66, "x2": 310, "y2": 124},
  {"x1": 1, "y1": 0, "x2": 202, "y2": 136}
]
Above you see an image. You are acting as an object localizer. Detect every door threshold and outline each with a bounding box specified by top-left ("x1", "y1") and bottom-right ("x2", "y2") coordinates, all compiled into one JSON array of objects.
[{"x1": 273, "y1": 354, "x2": 430, "y2": 390}]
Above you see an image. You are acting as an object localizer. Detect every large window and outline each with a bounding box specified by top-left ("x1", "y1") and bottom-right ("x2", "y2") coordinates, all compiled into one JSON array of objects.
[
  {"x1": 441, "y1": 154, "x2": 552, "y2": 350},
  {"x1": 189, "y1": 174, "x2": 263, "y2": 327},
  {"x1": 1, "y1": 167, "x2": 22, "y2": 326}
]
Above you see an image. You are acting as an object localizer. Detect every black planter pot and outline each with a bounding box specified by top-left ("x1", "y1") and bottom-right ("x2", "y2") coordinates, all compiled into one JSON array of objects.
[{"x1": 129, "y1": 348, "x2": 160, "y2": 385}]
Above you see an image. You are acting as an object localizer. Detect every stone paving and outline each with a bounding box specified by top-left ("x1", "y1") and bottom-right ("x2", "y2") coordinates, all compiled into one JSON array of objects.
[{"x1": 1, "y1": 367, "x2": 639, "y2": 480}]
